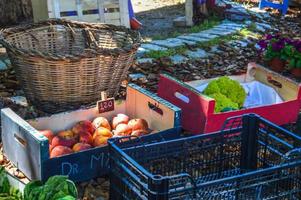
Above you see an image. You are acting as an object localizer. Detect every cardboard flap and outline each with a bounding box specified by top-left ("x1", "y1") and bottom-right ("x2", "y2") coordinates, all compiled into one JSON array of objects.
[
  {"x1": 126, "y1": 83, "x2": 181, "y2": 132},
  {"x1": 247, "y1": 63, "x2": 301, "y2": 101}
]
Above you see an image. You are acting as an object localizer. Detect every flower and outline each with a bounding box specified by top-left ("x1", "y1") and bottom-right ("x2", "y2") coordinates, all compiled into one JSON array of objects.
[
  {"x1": 266, "y1": 34, "x2": 273, "y2": 40},
  {"x1": 258, "y1": 40, "x2": 268, "y2": 49},
  {"x1": 271, "y1": 41, "x2": 285, "y2": 51}
]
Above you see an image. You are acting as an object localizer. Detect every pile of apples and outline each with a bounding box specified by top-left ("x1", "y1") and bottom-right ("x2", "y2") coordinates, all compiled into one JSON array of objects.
[{"x1": 39, "y1": 114, "x2": 149, "y2": 158}]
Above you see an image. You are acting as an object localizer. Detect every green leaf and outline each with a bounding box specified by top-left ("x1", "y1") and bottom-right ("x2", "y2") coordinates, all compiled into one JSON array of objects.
[
  {"x1": 297, "y1": 60, "x2": 301, "y2": 68},
  {"x1": 66, "y1": 180, "x2": 77, "y2": 198},
  {"x1": 289, "y1": 59, "x2": 296, "y2": 68},
  {"x1": 24, "y1": 180, "x2": 43, "y2": 200},
  {"x1": 57, "y1": 195, "x2": 76, "y2": 200}
]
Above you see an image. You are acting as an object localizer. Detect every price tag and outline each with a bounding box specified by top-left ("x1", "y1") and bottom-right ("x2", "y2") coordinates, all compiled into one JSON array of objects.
[{"x1": 97, "y1": 98, "x2": 115, "y2": 114}]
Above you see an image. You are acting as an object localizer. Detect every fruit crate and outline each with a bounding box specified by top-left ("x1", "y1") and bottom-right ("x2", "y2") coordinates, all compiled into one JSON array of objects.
[
  {"x1": 1, "y1": 83, "x2": 181, "y2": 182},
  {"x1": 158, "y1": 62, "x2": 301, "y2": 134},
  {"x1": 108, "y1": 114, "x2": 301, "y2": 200},
  {"x1": 31, "y1": 0, "x2": 130, "y2": 27}
]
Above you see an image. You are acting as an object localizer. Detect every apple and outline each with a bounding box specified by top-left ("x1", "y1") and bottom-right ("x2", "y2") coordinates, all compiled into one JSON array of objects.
[
  {"x1": 131, "y1": 129, "x2": 149, "y2": 137},
  {"x1": 128, "y1": 119, "x2": 149, "y2": 131},
  {"x1": 52, "y1": 135, "x2": 78, "y2": 148},
  {"x1": 72, "y1": 143, "x2": 92, "y2": 152},
  {"x1": 50, "y1": 146, "x2": 73, "y2": 158},
  {"x1": 72, "y1": 120, "x2": 95, "y2": 135},
  {"x1": 57, "y1": 130, "x2": 77, "y2": 139},
  {"x1": 49, "y1": 144, "x2": 54, "y2": 152},
  {"x1": 93, "y1": 135, "x2": 110, "y2": 147},
  {"x1": 93, "y1": 127, "x2": 113, "y2": 138},
  {"x1": 39, "y1": 130, "x2": 55, "y2": 143},
  {"x1": 79, "y1": 132, "x2": 93, "y2": 145},
  {"x1": 112, "y1": 114, "x2": 130, "y2": 129},
  {"x1": 114, "y1": 124, "x2": 132, "y2": 136},
  {"x1": 92, "y1": 117, "x2": 111, "y2": 131}
]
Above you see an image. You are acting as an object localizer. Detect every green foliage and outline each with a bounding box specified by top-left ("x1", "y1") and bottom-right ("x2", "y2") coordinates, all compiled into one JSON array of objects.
[
  {"x1": 145, "y1": 46, "x2": 187, "y2": 60},
  {"x1": 0, "y1": 167, "x2": 77, "y2": 200},
  {"x1": 204, "y1": 76, "x2": 246, "y2": 112},
  {"x1": 0, "y1": 167, "x2": 23, "y2": 200},
  {"x1": 24, "y1": 175, "x2": 77, "y2": 200},
  {"x1": 208, "y1": 93, "x2": 239, "y2": 113},
  {"x1": 288, "y1": 50, "x2": 301, "y2": 69}
]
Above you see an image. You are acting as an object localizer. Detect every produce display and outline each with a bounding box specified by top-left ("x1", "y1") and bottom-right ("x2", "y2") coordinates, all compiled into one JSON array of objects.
[
  {"x1": 203, "y1": 76, "x2": 246, "y2": 113},
  {"x1": 0, "y1": 167, "x2": 77, "y2": 200},
  {"x1": 40, "y1": 114, "x2": 150, "y2": 158},
  {"x1": 23, "y1": 176, "x2": 77, "y2": 200}
]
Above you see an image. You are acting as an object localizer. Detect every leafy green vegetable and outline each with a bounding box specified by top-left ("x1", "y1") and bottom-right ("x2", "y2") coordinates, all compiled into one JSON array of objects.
[
  {"x1": 24, "y1": 175, "x2": 78, "y2": 200},
  {"x1": 208, "y1": 93, "x2": 239, "y2": 113},
  {"x1": 204, "y1": 76, "x2": 246, "y2": 112}
]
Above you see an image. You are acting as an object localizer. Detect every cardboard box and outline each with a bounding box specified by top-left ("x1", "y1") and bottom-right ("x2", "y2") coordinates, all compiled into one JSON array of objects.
[
  {"x1": 1, "y1": 84, "x2": 181, "y2": 182},
  {"x1": 158, "y1": 63, "x2": 301, "y2": 133}
]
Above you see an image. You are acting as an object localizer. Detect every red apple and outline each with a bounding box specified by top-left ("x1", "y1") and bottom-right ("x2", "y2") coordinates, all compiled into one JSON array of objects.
[
  {"x1": 50, "y1": 146, "x2": 73, "y2": 158},
  {"x1": 131, "y1": 129, "x2": 149, "y2": 137},
  {"x1": 72, "y1": 120, "x2": 95, "y2": 135},
  {"x1": 93, "y1": 135, "x2": 110, "y2": 147},
  {"x1": 93, "y1": 127, "x2": 113, "y2": 138},
  {"x1": 72, "y1": 143, "x2": 92, "y2": 152},
  {"x1": 79, "y1": 132, "x2": 93, "y2": 145},
  {"x1": 52, "y1": 135, "x2": 78, "y2": 148},
  {"x1": 39, "y1": 130, "x2": 55, "y2": 143},
  {"x1": 114, "y1": 124, "x2": 132, "y2": 136},
  {"x1": 112, "y1": 114, "x2": 130, "y2": 129},
  {"x1": 128, "y1": 119, "x2": 149, "y2": 131},
  {"x1": 92, "y1": 117, "x2": 111, "y2": 131}
]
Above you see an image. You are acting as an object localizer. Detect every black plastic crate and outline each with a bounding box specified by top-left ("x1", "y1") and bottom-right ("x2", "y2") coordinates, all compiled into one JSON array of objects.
[{"x1": 108, "y1": 114, "x2": 301, "y2": 199}]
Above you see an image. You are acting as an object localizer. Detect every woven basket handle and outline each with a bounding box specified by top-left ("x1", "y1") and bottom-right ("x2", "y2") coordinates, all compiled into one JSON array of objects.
[
  {"x1": 82, "y1": 28, "x2": 98, "y2": 49},
  {"x1": 65, "y1": 23, "x2": 76, "y2": 43}
]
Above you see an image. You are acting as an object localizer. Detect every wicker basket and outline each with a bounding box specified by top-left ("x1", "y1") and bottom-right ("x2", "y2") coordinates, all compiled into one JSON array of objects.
[{"x1": 0, "y1": 19, "x2": 140, "y2": 113}]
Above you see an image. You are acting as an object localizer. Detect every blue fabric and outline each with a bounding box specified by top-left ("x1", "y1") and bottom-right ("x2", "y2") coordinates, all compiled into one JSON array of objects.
[{"x1": 128, "y1": 0, "x2": 135, "y2": 19}]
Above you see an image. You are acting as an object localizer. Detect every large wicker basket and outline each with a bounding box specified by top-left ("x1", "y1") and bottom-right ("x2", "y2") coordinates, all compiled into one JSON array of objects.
[{"x1": 0, "y1": 19, "x2": 140, "y2": 113}]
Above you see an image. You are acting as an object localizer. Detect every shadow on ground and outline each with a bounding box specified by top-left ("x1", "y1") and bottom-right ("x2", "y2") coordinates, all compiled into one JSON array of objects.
[{"x1": 134, "y1": 3, "x2": 185, "y2": 39}]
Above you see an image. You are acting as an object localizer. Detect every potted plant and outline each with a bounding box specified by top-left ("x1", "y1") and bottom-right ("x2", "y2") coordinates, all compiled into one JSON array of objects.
[
  {"x1": 288, "y1": 40, "x2": 301, "y2": 78},
  {"x1": 258, "y1": 34, "x2": 288, "y2": 72}
]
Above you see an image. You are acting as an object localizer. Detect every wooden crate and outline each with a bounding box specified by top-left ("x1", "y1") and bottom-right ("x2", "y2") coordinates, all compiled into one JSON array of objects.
[
  {"x1": 158, "y1": 63, "x2": 301, "y2": 134},
  {"x1": 1, "y1": 84, "x2": 181, "y2": 182},
  {"x1": 31, "y1": 0, "x2": 130, "y2": 27}
]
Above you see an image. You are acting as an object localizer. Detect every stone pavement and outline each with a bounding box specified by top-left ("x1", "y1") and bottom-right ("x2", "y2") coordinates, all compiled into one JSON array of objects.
[{"x1": 137, "y1": 19, "x2": 272, "y2": 65}]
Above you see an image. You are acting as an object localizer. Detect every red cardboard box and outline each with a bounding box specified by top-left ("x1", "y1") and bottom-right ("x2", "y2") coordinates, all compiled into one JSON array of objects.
[{"x1": 158, "y1": 63, "x2": 301, "y2": 133}]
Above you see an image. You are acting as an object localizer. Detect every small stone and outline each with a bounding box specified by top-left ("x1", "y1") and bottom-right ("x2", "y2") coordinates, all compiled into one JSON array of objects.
[
  {"x1": 173, "y1": 16, "x2": 187, "y2": 27},
  {"x1": 140, "y1": 44, "x2": 168, "y2": 51},
  {"x1": 136, "y1": 58, "x2": 154, "y2": 64},
  {"x1": 129, "y1": 73, "x2": 146, "y2": 81},
  {"x1": 147, "y1": 73, "x2": 157, "y2": 80},
  {"x1": 185, "y1": 49, "x2": 208, "y2": 59},
  {"x1": 169, "y1": 55, "x2": 188, "y2": 64},
  {"x1": 9, "y1": 96, "x2": 28, "y2": 107},
  {"x1": 177, "y1": 35, "x2": 210, "y2": 42},
  {"x1": 0, "y1": 61, "x2": 8, "y2": 71},
  {"x1": 151, "y1": 38, "x2": 188, "y2": 48},
  {"x1": 190, "y1": 32, "x2": 219, "y2": 39}
]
